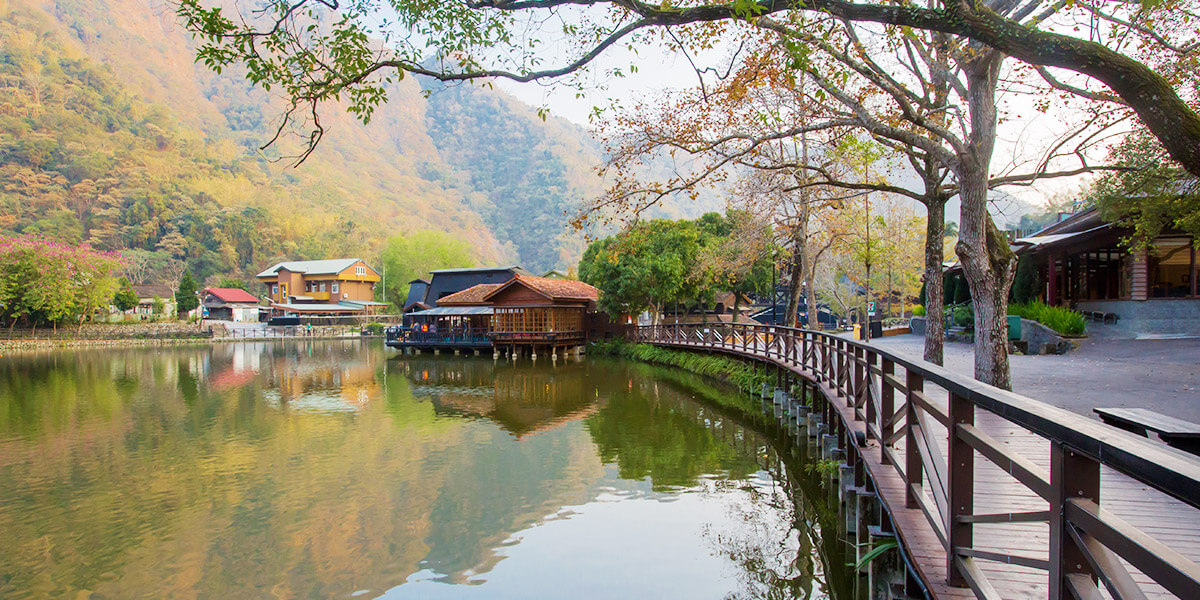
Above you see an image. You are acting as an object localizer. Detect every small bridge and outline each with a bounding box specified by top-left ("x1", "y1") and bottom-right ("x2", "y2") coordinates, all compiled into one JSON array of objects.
[{"x1": 637, "y1": 323, "x2": 1200, "y2": 600}]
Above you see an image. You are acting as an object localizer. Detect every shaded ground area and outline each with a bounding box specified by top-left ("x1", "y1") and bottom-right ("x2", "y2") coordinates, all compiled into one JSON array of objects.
[{"x1": 861, "y1": 328, "x2": 1200, "y2": 422}]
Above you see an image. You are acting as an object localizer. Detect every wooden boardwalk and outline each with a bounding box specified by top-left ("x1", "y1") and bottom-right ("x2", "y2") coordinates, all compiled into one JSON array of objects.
[{"x1": 641, "y1": 324, "x2": 1200, "y2": 600}]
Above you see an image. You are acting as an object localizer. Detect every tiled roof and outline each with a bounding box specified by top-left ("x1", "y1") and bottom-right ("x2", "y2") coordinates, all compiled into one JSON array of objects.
[
  {"x1": 485, "y1": 274, "x2": 599, "y2": 302},
  {"x1": 438, "y1": 283, "x2": 503, "y2": 305},
  {"x1": 256, "y1": 258, "x2": 375, "y2": 278},
  {"x1": 204, "y1": 287, "x2": 260, "y2": 304}
]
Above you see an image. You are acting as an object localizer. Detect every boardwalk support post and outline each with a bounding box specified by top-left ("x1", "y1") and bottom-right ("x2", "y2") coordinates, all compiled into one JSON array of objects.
[
  {"x1": 1049, "y1": 442, "x2": 1100, "y2": 599},
  {"x1": 947, "y1": 392, "x2": 975, "y2": 587}
]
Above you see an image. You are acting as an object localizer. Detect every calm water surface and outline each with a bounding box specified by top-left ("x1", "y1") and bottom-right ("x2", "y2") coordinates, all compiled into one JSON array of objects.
[{"x1": 0, "y1": 340, "x2": 849, "y2": 599}]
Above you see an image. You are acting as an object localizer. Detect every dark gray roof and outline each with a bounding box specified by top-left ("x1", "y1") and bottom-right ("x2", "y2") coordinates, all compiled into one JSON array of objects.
[{"x1": 428, "y1": 266, "x2": 528, "y2": 275}]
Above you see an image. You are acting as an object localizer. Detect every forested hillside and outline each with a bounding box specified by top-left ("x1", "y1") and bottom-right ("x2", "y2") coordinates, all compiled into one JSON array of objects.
[{"x1": 0, "y1": 0, "x2": 610, "y2": 286}]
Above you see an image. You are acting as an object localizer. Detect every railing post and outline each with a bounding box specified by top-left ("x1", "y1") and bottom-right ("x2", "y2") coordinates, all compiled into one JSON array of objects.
[
  {"x1": 802, "y1": 331, "x2": 810, "y2": 371},
  {"x1": 905, "y1": 370, "x2": 924, "y2": 508},
  {"x1": 880, "y1": 357, "x2": 894, "y2": 461},
  {"x1": 1049, "y1": 442, "x2": 1100, "y2": 600},
  {"x1": 946, "y1": 392, "x2": 974, "y2": 587},
  {"x1": 863, "y1": 349, "x2": 875, "y2": 427},
  {"x1": 854, "y1": 345, "x2": 865, "y2": 413}
]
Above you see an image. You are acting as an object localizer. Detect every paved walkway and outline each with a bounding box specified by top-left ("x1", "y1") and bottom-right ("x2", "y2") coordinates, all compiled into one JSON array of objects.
[
  {"x1": 650, "y1": 329, "x2": 1200, "y2": 599},
  {"x1": 859, "y1": 331, "x2": 1200, "y2": 422}
]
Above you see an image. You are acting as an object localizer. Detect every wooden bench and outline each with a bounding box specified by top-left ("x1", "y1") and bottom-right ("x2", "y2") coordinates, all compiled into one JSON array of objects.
[
  {"x1": 1094, "y1": 407, "x2": 1200, "y2": 455},
  {"x1": 1085, "y1": 311, "x2": 1121, "y2": 324}
]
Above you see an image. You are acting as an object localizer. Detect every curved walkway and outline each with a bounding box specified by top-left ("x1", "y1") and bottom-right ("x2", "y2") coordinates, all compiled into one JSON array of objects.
[{"x1": 642, "y1": 324, "x2": 1200, "y2": 600}]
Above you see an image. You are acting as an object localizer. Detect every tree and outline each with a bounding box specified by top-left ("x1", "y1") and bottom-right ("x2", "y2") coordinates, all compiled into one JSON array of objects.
[
  {"x1": 177, "y1": 0, "x2": 1200, "y2": 177},
  {"x1": 177, "y1": 272, "x2": 200, "y2": 315},
  {"x1": 380, "y1": 231, "x2": 476, "y2": 310},
  {"x1": 1011, "y1": 257, "x2": 1042, "y2": 305},
  {"x1": 113, "y1": 278, "x2": 139, "y2": 312},
  {"x1": 1089, "y1": 131, "x2": 1200, "y2": 246},
  {"x1": 216, "y1": 276, "x2": 248, "y2": 290},
  {"x1": 0, "y1": 236, "x2": 121, "y2": 331},
  {"x1": 578, "y1": 219, "x2": 704, "y2": 321}
]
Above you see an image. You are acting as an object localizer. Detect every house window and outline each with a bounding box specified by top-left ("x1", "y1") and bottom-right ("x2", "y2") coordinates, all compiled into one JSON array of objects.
[
  {"x1": 272, "y1": 284, "x2": 278, "y2": 295},
  {"x1": 355, "y1": 266, "x2": 366, "y2": 276},
  {"x1": 332, "y1": 282, "x2": 339, "y2": 294},
  {"x1": 318, "y1": 282, "x2": 325, "y2": 292}
]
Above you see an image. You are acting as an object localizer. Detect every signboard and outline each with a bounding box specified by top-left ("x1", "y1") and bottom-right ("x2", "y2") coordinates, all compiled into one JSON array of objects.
[{"x1": 867, "y1": 300, "x2": 876, "y2": 316}]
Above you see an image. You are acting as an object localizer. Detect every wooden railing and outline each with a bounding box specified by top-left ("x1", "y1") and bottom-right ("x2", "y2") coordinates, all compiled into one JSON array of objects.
[{"x1": 637, "y1": 322, "x2": 1200, "y2": 600}]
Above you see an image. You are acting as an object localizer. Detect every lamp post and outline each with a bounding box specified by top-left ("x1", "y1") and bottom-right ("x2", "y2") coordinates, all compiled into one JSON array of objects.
[{"x1": 864, "y1": 192, "x2": 872, "y2": 342}]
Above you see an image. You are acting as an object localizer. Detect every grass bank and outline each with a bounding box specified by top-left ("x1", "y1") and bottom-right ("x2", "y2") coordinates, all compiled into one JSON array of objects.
[{"x1": 589, "y1": 339, "x2": 773, "y2": 420}]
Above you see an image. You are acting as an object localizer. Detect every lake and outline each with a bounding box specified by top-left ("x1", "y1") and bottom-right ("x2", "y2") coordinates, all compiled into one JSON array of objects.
[{"x1": 0, "y1": 340, "x2": 851, "y2": 599}]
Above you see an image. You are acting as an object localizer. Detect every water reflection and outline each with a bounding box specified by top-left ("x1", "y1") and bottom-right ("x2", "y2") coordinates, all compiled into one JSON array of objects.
[{"x1": 0, "y1": 341, "x2": 848, "y2": 599}]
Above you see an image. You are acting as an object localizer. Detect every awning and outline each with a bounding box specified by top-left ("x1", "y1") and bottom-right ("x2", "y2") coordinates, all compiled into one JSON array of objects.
[
  {"x1": 1013, "y1": 224, "x2": 1112, "y2": 251},
  {"x1": 411, "y1": 306, "x2": 494, "y2": 316}
]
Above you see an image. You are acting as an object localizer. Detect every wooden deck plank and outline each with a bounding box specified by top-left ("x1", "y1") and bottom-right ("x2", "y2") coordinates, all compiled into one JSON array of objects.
[{"x1": 650, "y1": 337, "x2": 1200, "y2": 600}]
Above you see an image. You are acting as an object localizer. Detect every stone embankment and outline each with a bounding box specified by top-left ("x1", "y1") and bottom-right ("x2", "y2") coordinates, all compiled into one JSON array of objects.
[{"x1": 0, "y1": 323, "x2": 212, "y2": 351}]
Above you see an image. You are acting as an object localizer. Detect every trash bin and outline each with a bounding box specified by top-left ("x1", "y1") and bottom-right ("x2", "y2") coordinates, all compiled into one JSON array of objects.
[
  {"x1": 1007, "y1": 315, "x2": 1021, "y2": 340},
  {"x1": 869, "y1": 320, "x2": 883, "y2": 339},
  {"x1": 853, "y1": 324, "x2": 861, "y2": 339}
]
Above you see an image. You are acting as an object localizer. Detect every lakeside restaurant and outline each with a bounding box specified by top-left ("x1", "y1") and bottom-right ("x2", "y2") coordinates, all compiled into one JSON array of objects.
[
  {"x1": 388, "y1": 274, "x2": 600, "y2": 356},
  {"x1": 1013, "y1": 208, "x2": 1200, "y2": 336}
]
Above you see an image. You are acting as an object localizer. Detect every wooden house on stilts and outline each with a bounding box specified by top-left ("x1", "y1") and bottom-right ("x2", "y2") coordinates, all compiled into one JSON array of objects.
[{"x1": 387, "y1": 272, "x2": 600, "y2": 357}]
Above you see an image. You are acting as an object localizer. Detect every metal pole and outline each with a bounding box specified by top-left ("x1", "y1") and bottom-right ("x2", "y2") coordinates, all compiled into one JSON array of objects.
[{"x1": 772, "y1": 254, "x2": 777, "y2": 325}]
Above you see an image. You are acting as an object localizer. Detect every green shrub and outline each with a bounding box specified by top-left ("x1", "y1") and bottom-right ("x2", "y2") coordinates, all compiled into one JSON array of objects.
[
  {"x1": 911, "y1": 305, "x2": 926, "y2": 317},
  {"x1": 1008, "y1": 301, "x2": 1086, "y2": 336},
  {"x1": 364, "y1": 322, "x2": 385, "y2": 334},
  {"x1": 589, "y1": 339, "x2": 770, "y2": 416},
  {"x1": 952, "y1": 305, "x2": 973, "y2": 328}
]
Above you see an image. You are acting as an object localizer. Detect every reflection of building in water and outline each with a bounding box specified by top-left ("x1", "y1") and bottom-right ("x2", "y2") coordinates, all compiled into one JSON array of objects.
[
  {"x1": 399, "y1": 357, "x2": 600, "y2": 438},
  {"x1": 256, "y1": 342, "x2": 383, "y2": 412}
]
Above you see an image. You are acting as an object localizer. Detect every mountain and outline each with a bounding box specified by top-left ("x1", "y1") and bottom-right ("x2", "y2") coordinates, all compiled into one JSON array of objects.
[{"x1": 0, "y1": 0, "x2": 618, "y2": 285}]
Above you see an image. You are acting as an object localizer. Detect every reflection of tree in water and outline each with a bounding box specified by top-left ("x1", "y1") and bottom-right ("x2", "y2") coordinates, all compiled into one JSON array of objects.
[
  {"x1": 586, "y1": 359, "x2": 854, "y2": 599},
  {"x1": 584, "y1": 372, "x2": 760, "y2": 490}
]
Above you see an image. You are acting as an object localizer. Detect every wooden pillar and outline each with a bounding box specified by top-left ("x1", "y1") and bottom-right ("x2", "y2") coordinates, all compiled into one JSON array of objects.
[
  {"x1": 1131, "y1": 247, "x2": 1149, "y2": 301},
  {"x1": 904, "y1": 370, "x2": 924, "y2": 508},
  {"x1": 946, "y1": 392, "x2": 974, "y2": 587},
  {"x1": 880, "y1": 357, "x2": 894, "y2": 461},
  {"x1": 1048, "y1": 442, "x2": 1100, "y2": 599},
  {"x1": 1047, "y1": 252, "x2": 1058, "y2": 306}
]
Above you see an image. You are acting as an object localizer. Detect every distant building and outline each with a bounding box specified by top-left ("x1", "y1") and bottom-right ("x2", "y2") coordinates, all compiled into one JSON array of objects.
[
  {"x1": 1012, "y1": 207, "x2": 1200, "y2": 336},
  {"x1": 130, "y1": 284, "x2": 176, "y2": 316},
  {"x1": 403, "y1": 278, "x2": 432, "y2": 313},
  {"x1": 201, "y1": 287, "x2": 261, "y2": 322},
  {"x1": 541, "y1": 269, "x2": 569, "y2": 279},
  {"x1": 255, "y1": 258, "x2": 387, "y2": 316}
]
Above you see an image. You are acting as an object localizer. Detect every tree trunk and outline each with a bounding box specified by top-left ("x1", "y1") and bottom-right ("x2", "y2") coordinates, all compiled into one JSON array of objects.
[
  {"x1": 956, "y1": 51, "x2": 1018, "y2": 390},
  {"x1": 786, "y1": 229, "x2": 804, "y2": 328},
  {"x1": 805, "y1": 269, "x2": 818, "y2": 332},
  {"x1": 923, "y1": 198, "x2": 946, "y2": 366}
]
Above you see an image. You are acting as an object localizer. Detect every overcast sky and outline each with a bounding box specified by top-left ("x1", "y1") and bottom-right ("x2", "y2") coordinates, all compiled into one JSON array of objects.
[{"x1": 492, "y1": 27, "x2": 1110, "y2": 223}]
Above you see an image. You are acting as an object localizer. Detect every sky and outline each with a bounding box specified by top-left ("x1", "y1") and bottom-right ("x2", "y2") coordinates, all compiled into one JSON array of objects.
[{"x1": 489, "y1": 21, "x2": 1113, "y2": 225}]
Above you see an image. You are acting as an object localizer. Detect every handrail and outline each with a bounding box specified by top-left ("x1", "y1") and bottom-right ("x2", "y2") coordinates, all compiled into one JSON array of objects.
[{"x1": 636, "y1": 321, "x2": 1200, "y2": 600}]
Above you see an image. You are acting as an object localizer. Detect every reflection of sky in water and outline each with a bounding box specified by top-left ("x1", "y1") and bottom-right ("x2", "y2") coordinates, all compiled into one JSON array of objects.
[
  {"x1": 261, "y1": 388, "x2": 371, "y2": 413},
  {"x1": 0, "y1": 344, "x2": 836, "y2": 600},
  {"x1": 386, "y1": 472, "x2": 799, "y2": 600}
]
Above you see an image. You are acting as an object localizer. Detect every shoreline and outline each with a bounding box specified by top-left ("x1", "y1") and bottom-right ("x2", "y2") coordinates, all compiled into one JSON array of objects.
[{"x1": 0, "y1": 334, "x2": 382, "y2": 354}]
